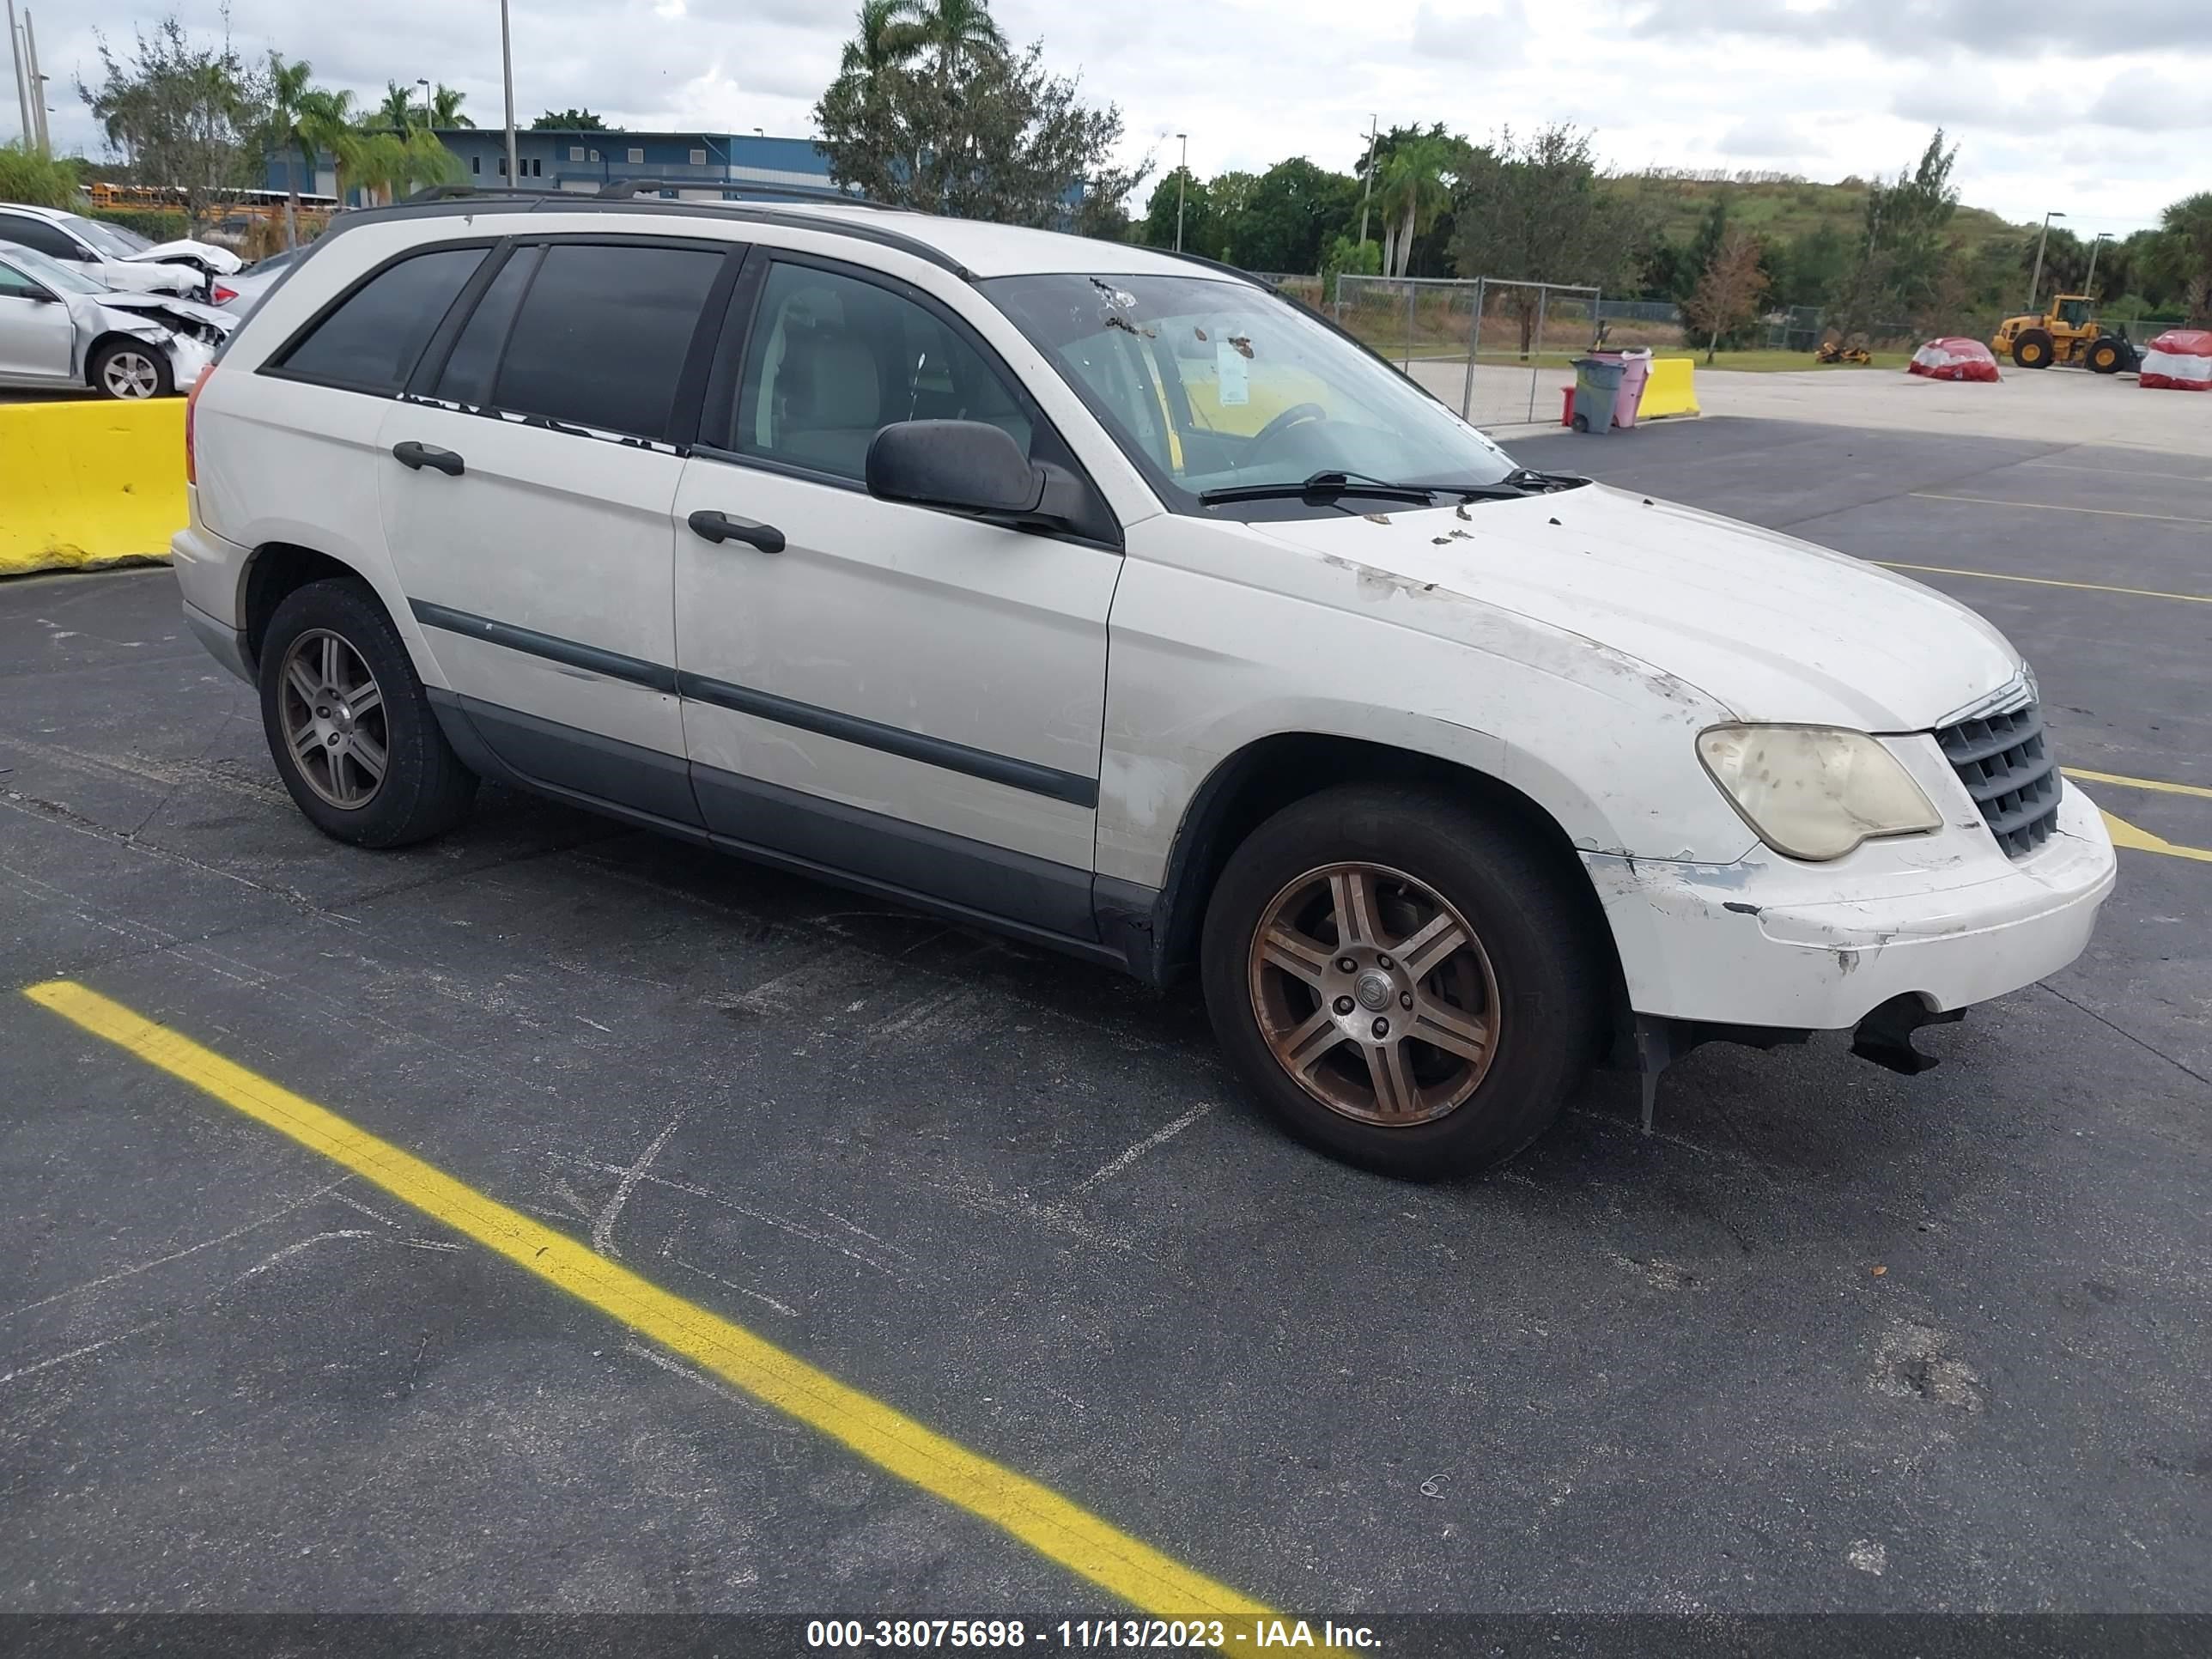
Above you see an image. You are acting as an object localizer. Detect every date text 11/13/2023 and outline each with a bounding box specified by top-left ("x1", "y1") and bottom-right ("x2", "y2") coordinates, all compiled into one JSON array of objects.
[{"x1": 804, "y1": 1619, "x2": 1381, "y2": 1649}]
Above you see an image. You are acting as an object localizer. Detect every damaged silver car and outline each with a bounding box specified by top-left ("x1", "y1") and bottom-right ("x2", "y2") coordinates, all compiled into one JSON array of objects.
[{"x1": 0, "y1": 242, "x2": 235, "y2": 399}]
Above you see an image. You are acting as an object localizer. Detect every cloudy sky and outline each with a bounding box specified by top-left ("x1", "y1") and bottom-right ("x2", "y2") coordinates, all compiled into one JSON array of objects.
[{"x1": 29, "y1": 0, "x2": 2210, "y2": 235}]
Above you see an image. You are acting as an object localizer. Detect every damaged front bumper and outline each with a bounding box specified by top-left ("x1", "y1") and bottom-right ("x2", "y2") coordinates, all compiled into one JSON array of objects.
[{"x1": 1589, "y1": 777, "x2": 2117, "y2": 1034}]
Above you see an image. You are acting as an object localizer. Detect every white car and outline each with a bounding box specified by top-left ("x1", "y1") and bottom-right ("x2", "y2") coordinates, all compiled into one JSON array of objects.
[
  {"x1": 173, "y1": 193, "x2": 2117, "y2": 1176},
  {"x1": 0, "y1": 241, "x2": 234, "y2": 397},
  {"x1": 0, "y1": 203, "x2": 242, "y2": 299}
]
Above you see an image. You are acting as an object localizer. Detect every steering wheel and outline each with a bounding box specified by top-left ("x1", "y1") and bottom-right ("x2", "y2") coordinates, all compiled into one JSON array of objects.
[{"x1": 1246, "y1": 401, "x2": 1328, "y2": 457}]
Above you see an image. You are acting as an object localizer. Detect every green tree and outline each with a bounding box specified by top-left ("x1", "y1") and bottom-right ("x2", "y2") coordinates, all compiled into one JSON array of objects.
[
  {"x1": 1450, "y1": 124, "x2": 1640, "y2": 351},
  {"x1": 77, "y1": 15, "x2": 271, "y2": 229},
  {"x1": 1832, "y1": 129, "x2": 1960, "y2": 335},
  {"x1": 1681, "y1": 197, "x2": 1728, "y2": 299},
  {"x1": 1235, "y1": 157, "x2": 1358, "y2": 274},
  {"x1": 1680, "y1": 225, "x2": 1769, "y2": 361},
  {"x1": 901, "y1": 0, "x2": 1006, "y2": 84},
  {"x1": 374, "y1": 81, "x2": 418, "y2": 131},
  {"x1": 263, "y1": 53, "x2": 315, "y2": 246},
  {"x1": 430, "y1": 85, "x2": 472, "y2": 128},
  {"x1": 531, "y1": 108, "x2": 605, "y2": 131},
  {"x1": 1139, "y1": 165, "x2": 1213, "y2": 253},
  {"x1": 296, "y1": 85, "x2": 357, "y2": 204},
  {"x1": 1377, "y1": 135, "x2": 1456, "y2": 277},
  {"x1": 816, "y1": 15, "x2": 1139, "y2": 230},
  {"x1": 2147, "y1": 192, "x2": 2212, "y2": 323}
]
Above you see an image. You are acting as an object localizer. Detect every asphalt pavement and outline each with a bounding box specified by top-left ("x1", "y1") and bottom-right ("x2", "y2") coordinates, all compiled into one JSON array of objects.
[{"x1": 3, "y1": 416, "x2": 2208, "y2": 1627}]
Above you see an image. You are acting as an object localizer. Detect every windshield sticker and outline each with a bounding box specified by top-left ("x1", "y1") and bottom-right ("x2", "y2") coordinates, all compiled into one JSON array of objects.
[{"x1": 1216, "y1": 338, "x2": 1249, "y2": 405}]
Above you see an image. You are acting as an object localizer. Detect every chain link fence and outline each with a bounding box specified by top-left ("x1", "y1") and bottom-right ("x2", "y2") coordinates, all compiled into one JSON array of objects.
[{"x1": 1333, "y1": 276, "x2": 1604, "y2": 428}]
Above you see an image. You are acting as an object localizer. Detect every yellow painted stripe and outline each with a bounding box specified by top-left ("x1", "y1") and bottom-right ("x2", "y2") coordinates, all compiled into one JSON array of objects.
[
  {"x1": 1909, "y1": 491, "x2": 2212, "y2": 528},
  {"x1": 2066, "y1": 767, "x2": 2212, "y2": 802},
  {"x1": 1875, "y1": 562, "x2": 2212, "y2": 605},
  {"x1": 21, "y1": 980, "x2": 1279, "y2": 1627},
  {"x1": 2101, "y1": 809, "x2": 2212, "y2": 865}
]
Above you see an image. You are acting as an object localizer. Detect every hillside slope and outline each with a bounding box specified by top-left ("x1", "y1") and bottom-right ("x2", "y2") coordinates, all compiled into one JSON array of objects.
[{"x1": 1607, "y1": 174, "x2": 2028, "y2": 252}]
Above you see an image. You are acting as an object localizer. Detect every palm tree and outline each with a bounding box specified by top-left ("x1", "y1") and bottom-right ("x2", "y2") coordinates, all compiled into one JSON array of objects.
[
  {"x1": 297, "y1": 87, "x2": 358, "y2": 206},
  {"x1": 429, "y1": 84, "x2": 473, "y2": 129},
  {"x1": 840, "y1": 0, "x2": 921, "y2": 77},
  {"x1": 376, "y1": 81, "x2": 418, "y2": 132},
  {"x1": 264, "y1": 54, "x2": 314, "y2": 249},
  {"x1": 903, "y1": 0, "x2": 1004, "y2": 82},
  {"x1": 1379, "y1": 138, "x2": 1452, "y2": 278}
]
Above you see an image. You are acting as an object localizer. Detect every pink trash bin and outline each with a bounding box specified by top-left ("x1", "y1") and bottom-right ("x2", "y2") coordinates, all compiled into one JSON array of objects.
[{"x1": 1581, "y1": 349, "x2": 1654, "y2": 428}]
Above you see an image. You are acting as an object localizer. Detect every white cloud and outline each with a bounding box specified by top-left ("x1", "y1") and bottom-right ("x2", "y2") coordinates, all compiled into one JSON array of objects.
[{"x1": 33, "y1": 0, "x2": 2208, "y2": 236}]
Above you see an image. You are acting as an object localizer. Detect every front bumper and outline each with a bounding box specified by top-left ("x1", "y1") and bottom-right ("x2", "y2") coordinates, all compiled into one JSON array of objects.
[{"x1": 1589, "y1": 778, "x2": 2117, "y2": 1030}]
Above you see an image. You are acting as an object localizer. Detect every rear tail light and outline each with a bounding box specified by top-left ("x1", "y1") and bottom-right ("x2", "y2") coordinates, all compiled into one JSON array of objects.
[
  {"x1": 211, "y1": 283, "x2": 238, "y2": 305},
  {"x1": 185, "y1": 365, "x2": 213, "y2": 485}
]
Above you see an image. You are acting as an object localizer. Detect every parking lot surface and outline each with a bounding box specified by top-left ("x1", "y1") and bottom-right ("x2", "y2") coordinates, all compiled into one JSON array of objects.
[{"x1": 3, "y1": 416, "x2": 2209, "y2": 1620}]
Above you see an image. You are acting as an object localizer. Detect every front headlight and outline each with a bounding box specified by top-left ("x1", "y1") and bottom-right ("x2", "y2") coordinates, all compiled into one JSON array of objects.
[{"x1": 1697, "y1": 725, "x2": 1941, "y2": 861}]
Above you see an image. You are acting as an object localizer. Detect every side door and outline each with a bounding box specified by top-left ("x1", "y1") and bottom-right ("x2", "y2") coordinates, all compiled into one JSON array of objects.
[
  {"x1": 670, "y1": 252, "x2": 1123, "y2": 941},
  {"x1": 377, "y1": 236, "x2": 738, "y2": 824},
  {"x1": 0, "y1": 260, "x2": 73, "y2": 382}
]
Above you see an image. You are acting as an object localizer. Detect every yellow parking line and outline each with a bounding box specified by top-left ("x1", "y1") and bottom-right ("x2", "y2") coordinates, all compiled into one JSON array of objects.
[
  {"x1": 1909, "y1": 491, "x2": 2212, "y2": 527},
  {"x1": 21, "y1": 980, "x2": 1279, "y2": 1628},
  {"x1": 2065, "y1": 767, "x2": 2212, "y2": 801},
  {"x1": 2101, "y1": 810, "x2": 2212, "y2": 864},
  {"x1": 1875, "y1": 562, "x2": 2212, "y2": 604}
]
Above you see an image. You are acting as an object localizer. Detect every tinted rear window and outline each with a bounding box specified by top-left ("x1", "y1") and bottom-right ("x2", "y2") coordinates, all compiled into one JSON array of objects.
[
  {"x1": 280, "y1": 246, "x2": 486, "y2": 393},
  {"x1": 488, "y1": 243, "x2": 723, "y2": 441},
  {"x1": 435, "y1": 246, "x2": 541, "y2": 406}
]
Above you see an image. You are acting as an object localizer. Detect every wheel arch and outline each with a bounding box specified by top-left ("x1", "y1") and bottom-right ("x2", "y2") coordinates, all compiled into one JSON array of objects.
[
  {"x1": 1115, "y1": 731, "x2": 1629, "y2": 1043},
  {"x1": 240, "y1": 542, "x2": 374, "y2": 676},
  {"x1": 83, "y1": 331, "x2": 172, "y2": 393}
]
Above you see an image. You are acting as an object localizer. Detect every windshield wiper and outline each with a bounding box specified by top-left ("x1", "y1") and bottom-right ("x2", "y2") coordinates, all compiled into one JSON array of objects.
[
  {"x1": 1498, "y1": 467, "x2": 1589, "y2": 493},
  {"x1": 1197, "y1": 470, "x2": 1442, "y2": 506}
]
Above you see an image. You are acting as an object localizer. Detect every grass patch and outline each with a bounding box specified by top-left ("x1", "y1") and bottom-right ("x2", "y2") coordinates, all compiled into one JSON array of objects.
[{"x1": 1682, "y1": 348, "x2": 1913, "y2": 373}]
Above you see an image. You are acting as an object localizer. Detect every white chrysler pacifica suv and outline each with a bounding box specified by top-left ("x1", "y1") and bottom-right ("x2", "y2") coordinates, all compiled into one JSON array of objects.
[{"x1": 173, "y1": 187, "x2": 2117, "y2": 1176}]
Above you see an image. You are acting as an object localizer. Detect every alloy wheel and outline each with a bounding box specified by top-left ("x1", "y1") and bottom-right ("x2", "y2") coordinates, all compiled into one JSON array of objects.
[
  {"x1": 100, "y1": 349, "x2": 162, "y2": 398},
  {"x1": 278, "y1": 629, "x2": 389, "y2": 809},
  {"x1": 1246, "y1": 861, "x2": 1501, "y2": 1126}
]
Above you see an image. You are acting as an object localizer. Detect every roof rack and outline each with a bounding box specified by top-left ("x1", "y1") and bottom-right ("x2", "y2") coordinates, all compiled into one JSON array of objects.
[
  {"x1": 593, "y1": 177, "x2": 890, "y2": 210},
  {"x1": 366, "y1": 185, "x2": 967, "y2": 279}
]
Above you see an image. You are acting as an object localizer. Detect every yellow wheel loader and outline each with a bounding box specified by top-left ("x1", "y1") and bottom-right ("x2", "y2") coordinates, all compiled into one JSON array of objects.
[{"x1": 1990, "y1": 296, "x2": 2140, "y2": 374}]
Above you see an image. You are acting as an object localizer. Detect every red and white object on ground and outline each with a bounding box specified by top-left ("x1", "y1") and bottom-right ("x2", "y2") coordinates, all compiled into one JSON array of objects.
[
  {"x1": 1907, "y1": 337, "x2": 2002, "y2": 382},
  {"x1": 2139, "y1": 330, "x2": 2212, "y2": 391}
]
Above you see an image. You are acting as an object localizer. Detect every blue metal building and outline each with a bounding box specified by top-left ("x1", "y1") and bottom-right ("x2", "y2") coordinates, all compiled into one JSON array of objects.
[{"x1": 266, "y1": 129, "x2": 838, "y2": 204}]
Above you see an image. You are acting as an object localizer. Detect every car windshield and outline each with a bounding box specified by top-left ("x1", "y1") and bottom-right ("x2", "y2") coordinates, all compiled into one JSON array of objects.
[
  {"x1": 68, "y1": 214, "x2": 155, "y2": 256},
  {"x1": 981, "y1": 271, "x2": 1516, "y2": 516},
  {"x1": 0, "y1": 241, "x2": 108, "y2": 295}
]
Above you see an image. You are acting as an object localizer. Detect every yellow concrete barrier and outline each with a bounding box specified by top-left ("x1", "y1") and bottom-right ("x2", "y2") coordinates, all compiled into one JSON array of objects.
[
  {"x1": 1638, "y1": 357, "x2": 1700, "y2": 420},
  {"x1": 0, "y1": 399, "x2": 185, "y2": 578}
]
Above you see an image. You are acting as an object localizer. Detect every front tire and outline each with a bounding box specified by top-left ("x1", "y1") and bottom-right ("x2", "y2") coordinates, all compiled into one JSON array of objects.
[
  {"x1": 2012, "y1": 329, "x2": 2054, "y2": 369},
  {"x1": 1200, "y1": 787, "x2": 1600, "y2": 1178},
  {"x1": 90, "y1": 339, "x2": 172, "y2": 400},
  {"x1": 258, "y1": 577, "x2": 477, "y2": 848}
]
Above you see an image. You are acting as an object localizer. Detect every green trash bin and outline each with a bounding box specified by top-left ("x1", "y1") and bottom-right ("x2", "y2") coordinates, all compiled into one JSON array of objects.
[{"x1": 1569, "y1": 356, "x2": 1626, "y2": 434}]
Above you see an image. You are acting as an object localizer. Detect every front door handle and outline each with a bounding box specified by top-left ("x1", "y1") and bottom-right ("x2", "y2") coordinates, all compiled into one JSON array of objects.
[
  {"x1": 392, "y1": 440, "x2": 465, "y2": 477},
  {"x1": 688, "y1": 508, "x2": 785, "y2": 553}
]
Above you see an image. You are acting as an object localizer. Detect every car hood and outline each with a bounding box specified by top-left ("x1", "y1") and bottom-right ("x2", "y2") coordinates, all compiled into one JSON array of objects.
[
  {"x1": 125, "y1": 237, "x2": 244, "y2": 274},
  {"x1": 96, "y1": 260, "x2": 200, "y2": 295},
  {"x1": 1247, "y1": 482, "x2": 2021, "y2": 731},
  {"x1": 94, "y1": 289, "x2": 237, "y2": 334}
]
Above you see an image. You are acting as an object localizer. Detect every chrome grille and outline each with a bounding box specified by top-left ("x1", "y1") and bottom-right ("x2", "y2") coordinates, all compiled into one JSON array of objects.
[{"x1": 1936, "y1": 701, "x2": 2060, "y2": 859}]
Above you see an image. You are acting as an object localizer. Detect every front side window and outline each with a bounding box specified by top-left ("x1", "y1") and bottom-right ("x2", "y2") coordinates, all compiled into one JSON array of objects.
[
  {"x1": 279, "y1": 245, "x2": 487, "y2": 393},
  {"x1": 982, "y1": 271, "x2": 1515, "y2": 517},
  {"x1": 68, "y1": 215, "x2": 154, "y2": 256},
  {"x1": 482, "y1": 241, "x2": 723, "y2": 440},
  {"x1": 0, "y1": 258, "x2": 47, "y2": 299},
  {"x1": 710, "y1": 260, "x2": 1033, "y2": 481}
]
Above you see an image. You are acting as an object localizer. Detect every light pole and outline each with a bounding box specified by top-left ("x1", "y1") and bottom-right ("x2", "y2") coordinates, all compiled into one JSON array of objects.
[
  {"x1": 500, "y1": 0, "x2": 519, "y2": 187},
  {"x1": 2027, "y1": 209, "x2": 2065, "y2": 312},
  {"x1": 417, "y1": 76, "x2": 431, "y2": 129},
  {"x1": 2084, "y1": 230, "x2": 2112, "y2": 298},
  {"x1": 1174, "y1": 132, "x2": 1188, "y2": 252},
  {"x1": 1356, "y1": 113, "x2": 1378, "y2": 247},
  {"x1": 4, "y1": 0, "x2": 27, "y2": 149}
]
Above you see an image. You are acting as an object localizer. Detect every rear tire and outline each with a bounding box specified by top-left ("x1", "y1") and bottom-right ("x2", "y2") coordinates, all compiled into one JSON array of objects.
[
  {"x1": 258, "y1": 577, "x2": 477, "y2": 848},
  {"x1": 1200, "y1": 786, "x2": 1600, "y2": 1179},
  {"x1": 2012, "y1": 329, "x2": 2054, "y2": 369}
]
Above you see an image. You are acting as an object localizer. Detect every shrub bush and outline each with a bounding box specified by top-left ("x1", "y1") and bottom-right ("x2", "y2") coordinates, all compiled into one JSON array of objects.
[
  {"x1": 87, "y1": 208, "x2": 190, "y2": 242},
  {"x1": 0, "y1": 142, "x2": 80, "y2": 208}
]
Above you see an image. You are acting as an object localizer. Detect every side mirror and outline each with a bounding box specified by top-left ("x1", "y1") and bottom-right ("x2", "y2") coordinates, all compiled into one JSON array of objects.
[{"x1": 866, "y1": 419, "x2": 1043, "y2": 519}]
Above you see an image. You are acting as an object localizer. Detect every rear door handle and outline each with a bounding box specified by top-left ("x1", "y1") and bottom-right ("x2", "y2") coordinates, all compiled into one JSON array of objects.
[
  {"x1": 392, "y1": 441, "x2": 465, "y2": 477},
  {"x1": 687, "y1": 508, "x2": 785, "y2": 553}
]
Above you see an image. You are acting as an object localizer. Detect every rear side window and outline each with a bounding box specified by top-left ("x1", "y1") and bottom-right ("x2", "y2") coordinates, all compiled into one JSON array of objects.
[
  {"x1": 486, "y1": 243, "x2": 723, "y2": 441},
  {"x1": 279, "y1": 246, "x2": 486, "y2": 393},
  {"x1": 434, "y1": 246, "x2": 542, "y2": 406}
]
